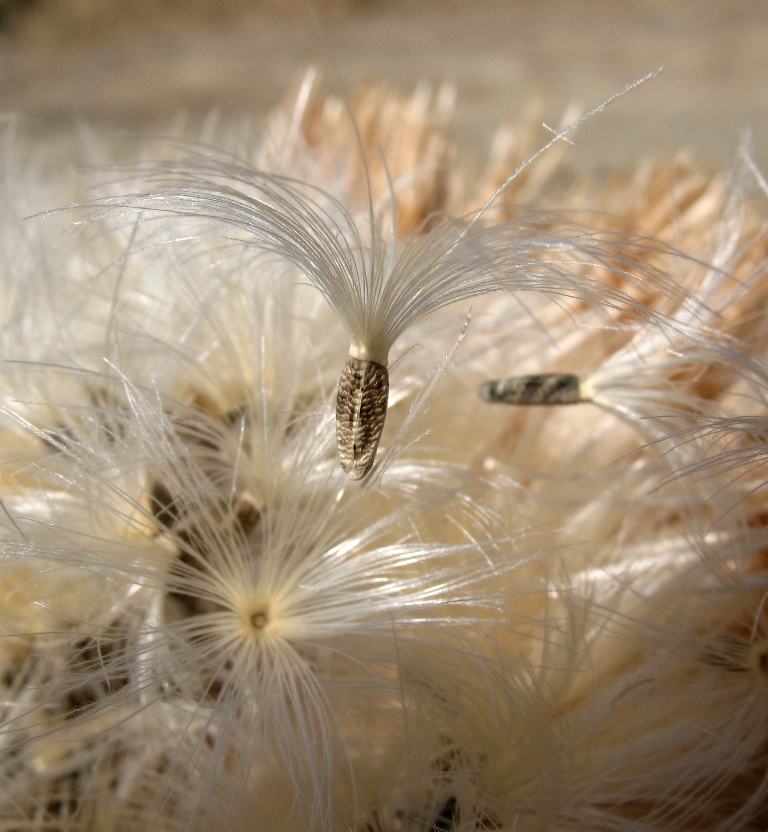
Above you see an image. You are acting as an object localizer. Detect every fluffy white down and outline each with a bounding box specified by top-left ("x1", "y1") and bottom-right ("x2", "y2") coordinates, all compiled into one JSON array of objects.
[{"x1": 1, "y1": 73, "x2": 768, "y2": 831}]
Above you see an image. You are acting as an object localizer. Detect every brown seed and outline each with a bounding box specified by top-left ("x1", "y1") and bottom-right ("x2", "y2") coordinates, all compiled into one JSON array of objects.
[
  {"x1": 480, "y1": 373, "x2": 583, "y2": 405},
  {"x1": 336, "y1": 357, "x2": 389, "y2": 480}
]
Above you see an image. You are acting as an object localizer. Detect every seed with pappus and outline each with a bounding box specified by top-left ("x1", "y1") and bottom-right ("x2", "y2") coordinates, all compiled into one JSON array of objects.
[{"x1": 94, "y1": 72, "x2": 690, "y2": 480}]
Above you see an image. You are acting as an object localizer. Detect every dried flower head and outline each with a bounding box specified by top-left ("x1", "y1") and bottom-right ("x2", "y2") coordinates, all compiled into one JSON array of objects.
[{"x1": 2, "y1": 69, "x2": 768, "y2": 832}]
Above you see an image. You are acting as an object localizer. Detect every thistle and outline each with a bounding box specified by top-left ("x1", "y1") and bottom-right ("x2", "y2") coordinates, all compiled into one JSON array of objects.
[{"x1": 5, "y1": 70, "x2": 768, "y2": 832}]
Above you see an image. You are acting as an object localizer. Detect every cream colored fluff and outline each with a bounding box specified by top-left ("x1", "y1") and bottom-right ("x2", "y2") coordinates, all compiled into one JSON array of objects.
[{"x1": 1, "y1": 72, "x2": 768, "y2": 831}]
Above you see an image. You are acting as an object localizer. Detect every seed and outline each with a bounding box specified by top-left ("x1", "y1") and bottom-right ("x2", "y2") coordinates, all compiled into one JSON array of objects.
[
  {"x1": 480, "y1": 373, "x2": 584, "y2": 405},
  {"x1": 336, "y1": 357, "x2": 390, "y2": 480}
]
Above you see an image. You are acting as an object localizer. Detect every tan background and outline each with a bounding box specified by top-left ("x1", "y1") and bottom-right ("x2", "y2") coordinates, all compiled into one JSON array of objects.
[{"x1": 0, "y1": 1, "x2": 767, "y2": 173}]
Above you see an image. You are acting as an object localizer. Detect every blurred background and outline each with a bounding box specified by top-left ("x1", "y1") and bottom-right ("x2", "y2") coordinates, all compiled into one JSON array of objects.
[{"x1": 0, "y1": 0, "x2": 766, "y2": 174}]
